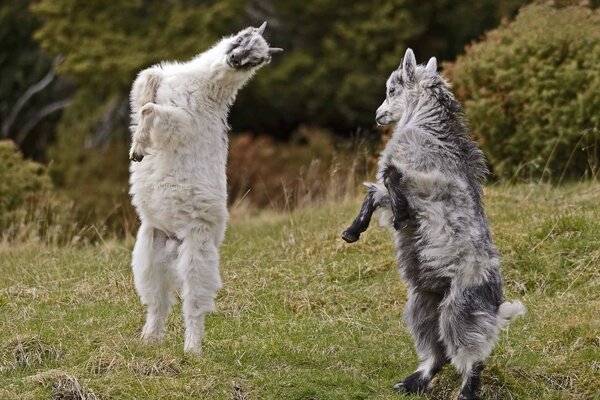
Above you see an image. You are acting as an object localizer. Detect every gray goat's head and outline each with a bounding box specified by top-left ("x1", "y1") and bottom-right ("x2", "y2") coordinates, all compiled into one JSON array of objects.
[
  {"x1": 376, "y1": 48, "x2": 439, "y2": 126},
  {"x1": 226, "y1": 22, "x2": 283, "y2": 70}
]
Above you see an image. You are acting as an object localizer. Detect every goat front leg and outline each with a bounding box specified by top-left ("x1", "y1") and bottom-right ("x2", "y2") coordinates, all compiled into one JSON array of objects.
[
  {"x1": 130, "y1": 103, "x2": 192, "y2": 162},
  {"x1": 383, "y1": 166, "x2": 411, "y2": 230},
  {"x1": 129, "y1": 103, "x2": 157, "y2": 162},
  {"x1": 342, "y1": 184, "x2": 388, "y2": 243},
  {"x1": 129, "y1": 69, "x2": 162, "y2": 162}
]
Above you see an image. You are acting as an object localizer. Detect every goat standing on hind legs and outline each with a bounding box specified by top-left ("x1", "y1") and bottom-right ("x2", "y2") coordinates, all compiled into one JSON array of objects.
[
  {"x1": 342, "y1": 49, "x2": 525, "y2": 400},
  {"x1": 128, "y1": 22, "x2": 282, "y2": 355}
]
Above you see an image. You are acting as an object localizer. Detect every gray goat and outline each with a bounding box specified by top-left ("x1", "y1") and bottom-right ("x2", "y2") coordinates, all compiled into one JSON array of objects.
[{"x1": 342, "y1": 49, "x2": 525, "y2": 400}]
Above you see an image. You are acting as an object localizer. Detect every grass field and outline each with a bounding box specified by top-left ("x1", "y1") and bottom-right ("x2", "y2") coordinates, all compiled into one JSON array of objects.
[{"x1": 1, "y1": 184, "x2": 599, "y2": 399}]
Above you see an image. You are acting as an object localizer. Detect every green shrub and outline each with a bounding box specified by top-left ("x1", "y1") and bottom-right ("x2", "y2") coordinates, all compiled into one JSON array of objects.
[
  {"x1": 0, "y1": 140, "x2": 73, "y2": 242},
  {"x1": 448, "y1": 3, "x2": 600, "y2": 180}
]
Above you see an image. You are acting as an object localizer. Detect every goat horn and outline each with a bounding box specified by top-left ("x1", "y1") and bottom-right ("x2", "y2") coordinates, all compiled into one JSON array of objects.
[
  {"x1": 257, "y1": 21, "x2": 267, "y2": 34},
  {"x1": 268, "y1": 47, "x2": 283, "y2": 55}
]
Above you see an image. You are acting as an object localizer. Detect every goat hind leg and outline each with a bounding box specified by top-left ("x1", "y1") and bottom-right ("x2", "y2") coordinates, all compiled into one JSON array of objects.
[
  {"x1": 177, "y1": 227, "x2": 223, "y2": 355},
  {"x1": 457, "y1": 359, "x2": 484, "y2": 400},
  {"x1": 394, "y1": 289, "x2": 448, "y2": 394},
  {"x1": 132, "y1": 225, "x2": 177, "y2": 343},
  {"x1": 440, "y1": 286, "x2": 501, "y2": 400}
]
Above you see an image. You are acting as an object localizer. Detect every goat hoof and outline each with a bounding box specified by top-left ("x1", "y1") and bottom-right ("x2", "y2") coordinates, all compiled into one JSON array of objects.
[
  {"x1": 458, "y1": 395, "x2": 480, "y2": 400},
  {"x1": 392, "y1": 382, "x2": 410, "y2": 394},
  {"x1": 130, "y1": 152, "x2": 144, "y2": 162},
  {"x1": 393, "y1": 381, "x2": 419, "y2": 395},
  {"x1": 141, "y1": 103, "x2": 155, "y2": 116},
  {"x1": 392, "y1": 372, "x2": 428, "y2": 394},
  {"x1": 342, "y1": 229, "x2": 359, "y2": 243}
]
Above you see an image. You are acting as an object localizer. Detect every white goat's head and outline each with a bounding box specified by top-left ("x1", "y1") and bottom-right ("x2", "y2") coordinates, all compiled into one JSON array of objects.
[{"x1": 226, "y1": 22, "x2": 283, "y2": 70}]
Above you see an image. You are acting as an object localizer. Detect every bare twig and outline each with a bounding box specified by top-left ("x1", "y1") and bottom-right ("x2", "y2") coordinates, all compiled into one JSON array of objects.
[
  {"x1": 2, "y1": 55, "x2": 63, "y2": 138},
  {"x1": 14, "y1": 98, "x2": 71, "y2": 145}
]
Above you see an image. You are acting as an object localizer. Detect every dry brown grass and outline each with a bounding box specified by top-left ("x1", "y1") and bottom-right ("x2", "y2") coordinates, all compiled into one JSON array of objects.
[
  {"x1": 29, "y1": 370, "x2": 99, "y2": 400},
  {"x1": 228, "y1": 128, "x2": 380, "y2": 214},
  {"x1": 0, "y1": 335, "x2": 61, "y2": 372}
]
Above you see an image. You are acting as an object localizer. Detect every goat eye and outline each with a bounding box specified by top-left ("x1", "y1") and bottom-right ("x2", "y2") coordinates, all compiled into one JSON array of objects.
[
  {"x1": 389, "y1": 88, "x2": 396, "y2": 96},
  {"x1": 236, "y1": 37, "x2": 243, "y2": 44}
]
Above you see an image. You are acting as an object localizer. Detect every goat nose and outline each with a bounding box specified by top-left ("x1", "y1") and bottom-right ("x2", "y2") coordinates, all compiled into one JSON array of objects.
[
  {"x1": 376, "y1": 113, "x2": 388, "y2": 126},
  {"x1": 229, "y1": 53, "x2": 241, "y2": 66}
]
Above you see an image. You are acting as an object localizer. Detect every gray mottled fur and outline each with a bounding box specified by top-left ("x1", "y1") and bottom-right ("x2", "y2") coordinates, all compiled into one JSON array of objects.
[{"x1": 347, "y1": 49, "x2": 525, "y2": 399}]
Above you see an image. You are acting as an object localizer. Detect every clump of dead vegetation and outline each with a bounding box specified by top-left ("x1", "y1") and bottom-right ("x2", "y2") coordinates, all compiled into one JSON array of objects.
[
  {"x1": 29, "y1": 370, "x2": 99, "y2": 400},
  {"x1": 0, "y1": 335, "x2": 60, "y2": 372}
]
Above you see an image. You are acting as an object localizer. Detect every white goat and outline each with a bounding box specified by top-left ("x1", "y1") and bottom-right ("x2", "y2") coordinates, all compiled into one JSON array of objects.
[{"x1": 128, "y1": 22, "x2": 282, "y2": 355}]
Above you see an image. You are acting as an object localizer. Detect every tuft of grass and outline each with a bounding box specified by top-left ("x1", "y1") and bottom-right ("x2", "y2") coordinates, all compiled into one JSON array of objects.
[
  {"x1": 129, "y1": 354, "x2": 181, "y2": 377},
  {"x1": 0, "y1": 335, "x2": 61, "y2": 372},
  {"x1": 29, "y1": 370, "x2": 99, "y2": 400},
  {"x1": 0, "y1": 183, "x2": 599, "y2": 399}
]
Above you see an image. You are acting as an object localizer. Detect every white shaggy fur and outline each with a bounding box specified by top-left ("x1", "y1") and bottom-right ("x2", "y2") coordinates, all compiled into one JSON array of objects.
[{"x1": 128, "y1": 24, "x2": 278, "y2": 355}]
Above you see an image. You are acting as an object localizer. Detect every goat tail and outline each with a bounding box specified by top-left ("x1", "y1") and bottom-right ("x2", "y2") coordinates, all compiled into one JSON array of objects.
[{"x1": 496, "y1": 300, "x2": 526, "y2": 330}]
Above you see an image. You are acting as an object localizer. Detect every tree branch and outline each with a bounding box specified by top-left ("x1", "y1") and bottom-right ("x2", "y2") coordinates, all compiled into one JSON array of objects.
[
  {"x1": 14, "y1": 98, "x2": 71, "y2": 145},
  {"x1": 2, "y1": 55, "x2": 63, "y2": 137}
]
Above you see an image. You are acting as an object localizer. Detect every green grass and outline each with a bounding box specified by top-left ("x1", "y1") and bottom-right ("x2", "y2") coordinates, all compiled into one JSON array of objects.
[{"x1": 1, "y1": 183, "x2": 599, "y2": 399}]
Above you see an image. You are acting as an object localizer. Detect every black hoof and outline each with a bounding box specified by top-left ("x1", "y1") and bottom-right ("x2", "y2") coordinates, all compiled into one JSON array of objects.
[
  {"x1": 392, "y1": 372, "x2": 428, "y2": 395},
  {"x1": 130, "y1": 152, "x2": 144, "y2": 162},
  {"x1": 458, "y1": 395, "x2": 480, "y2": 400},
  {"x1": 341, "y1": 229, "x2": 359, "y2": 243}
]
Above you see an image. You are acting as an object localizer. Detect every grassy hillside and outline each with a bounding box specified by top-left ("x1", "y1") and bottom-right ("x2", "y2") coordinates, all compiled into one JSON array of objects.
[{"x1": 1, "y1": 184, "x2": 599, "y2": 399}]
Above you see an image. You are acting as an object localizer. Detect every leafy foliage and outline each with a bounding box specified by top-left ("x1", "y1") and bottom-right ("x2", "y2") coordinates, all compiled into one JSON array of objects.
[
  {"x1": 0, "y1": 140, "x2": 72, "y2": 242},
  {"x1": 448, "y1": 3, "x2": 600, "y2": 180},
  {"x1": 32, "y1": 0, "x2": 245, "y2": 96},
  {"x1": 0, "y1": 140, "x2": 51, "y2": 218},
  {"x1": 233, "y1": 0, "x2": 530, "y2": 135},
  {"x1": 31, "y1": 0, "x2": 527, "y2": 136}
]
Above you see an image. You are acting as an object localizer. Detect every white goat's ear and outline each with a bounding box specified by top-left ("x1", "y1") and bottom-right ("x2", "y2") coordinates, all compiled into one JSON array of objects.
[
  {"x1": 257, "y1": 21, "x2": 267, "y2": 35},
  {"x1": 402, "y1": 48, "x2": 417, "y2": 82},
  {"x1": 426, "y1": 57, "x2": 437, "y2": 73}
]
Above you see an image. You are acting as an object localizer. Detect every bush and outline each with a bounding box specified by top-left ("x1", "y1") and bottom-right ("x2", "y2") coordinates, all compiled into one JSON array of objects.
[
  {"x1": 227, "y1": 128, "x2": 378, "y2": 210},
  {"x1": 0, "y1": 140, "x2": 73, "y2": 242},
  {"x1": 448, "y1": 3, "x2": 600, "y2": 180}
]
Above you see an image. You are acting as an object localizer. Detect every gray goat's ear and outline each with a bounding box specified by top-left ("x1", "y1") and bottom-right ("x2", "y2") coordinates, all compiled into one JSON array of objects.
[
  {"x1": 268, "y1": 47, "x2": 283, "y2": 55},
  {"x1": 257, "y1": 21, "x2": 267, "y2": 35},
  {"x1": 402, "y1": 48, "x2": 417, "y2": 82},
  {"x1": 426, "y1": 57, "x2": 437, "y2": 73}
]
